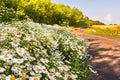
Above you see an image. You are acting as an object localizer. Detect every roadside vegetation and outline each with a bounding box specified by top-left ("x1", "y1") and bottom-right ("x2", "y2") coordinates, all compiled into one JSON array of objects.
[
  {"x1": 0, "y1": 0, "x2": 104, "y2": 27},
  {"x1": 0, "y1": 21, "x2": 93, "y2": 80}
]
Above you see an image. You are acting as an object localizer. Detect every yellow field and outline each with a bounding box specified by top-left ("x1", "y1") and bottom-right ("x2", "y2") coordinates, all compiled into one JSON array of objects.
[
  {"x1": 85, "y1": 25, "x2": 120, "y2": 38},
  {"x1": 91, "y1": 25, "x2": 120, "y2": 31}
]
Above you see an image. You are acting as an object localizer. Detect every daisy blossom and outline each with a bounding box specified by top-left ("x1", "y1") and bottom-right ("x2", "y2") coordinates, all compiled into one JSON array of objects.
[
  {"x1": 0, "y1": 67, "x2": 5, "y2": 73},
  {"x1": 16, "y1": 47, "x2": 25, "y2": 57}
]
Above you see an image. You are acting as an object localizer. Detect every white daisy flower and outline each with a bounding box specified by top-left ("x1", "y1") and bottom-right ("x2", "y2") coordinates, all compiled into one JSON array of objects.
[
  {"x1": 29, "y1": 56, "x2": 35, "y2": 61},
  {"x1": 7, "y1": 58, "x2": 14, "y2": 63},
  {"x1": 49, "y1": 68, "x2": 55, "y2": 73},
  {"x1": 25, "y1": 62, "x2": 31, "y2": 67},
  {"x1": 23, "y1": 55, "x2": 28, "y2": 60},
  {"x1": 18, "y1": 70, "x2": 27, "y2": 76},
  {"x1": 1, "y1": 49, "x2": 9, "y2": 54},
  {"x1": 30, "y1": 71, "x2": 35, "y2": 76},
  {"x1": 0, "y1": 74, "x2": 6, "y2": 79},
  {"x1": 29, "y1": 77, "x2": 40, "y2": 80},
  {"x1": 26, "y1": 66, "x2": 32, "y2": 71},
  {"x1": 63, "y1": 74, "x2": 69, "y2": 80},
  {"x1": 11, "y1": 66, "x2": 19, "y2": 73},
  {"x1": 0, "y1": 67, "x2": 5, "y2": 73},
  {"x1": 48, "y1": 72, "x2": 55, "y2": 80},
  {"x1": 25, "y1": 53, "x2": 35, "y2": 61},
  {"x1": 55, "y1": 72, "x2": 62, "y2": 77},
  {"x1": 5, "y1": 75, "x2": 16, "y2": 80},
  {"x1": 58, "y1": 67, "x2": 64, "y2": 72},
  {"x1": 16, "y1": 47, "x2": 25, "y2": 57},
  {"x1": 0, "y1": 54, "x2": 12, "y2": 61},
  {"x1": 13, "y1": 58, "x2": 24, "y2": 64},
  {"x1": 19, "y1": 65, "x2": 26, "y2": 68},
  {"x1": 63, "y1": 65, "x2": 70, "y2": 71},
  {"x1": 33, "y1": 65, "x2": 42, "y2": 73},
  {"x1": 70, "y1": 74, "x2": 78, "y2": 80},
  {"x1": 24, "y1": 53, "x2": 32, "y2": 60},
  {"x1": 10, "y1": 39, "x2": 19, "y2": 47},
  {"x1": 41, "y1": 67, "x2": 48, "y2": 74},
  {"x1": 40, "y1": 58, "x2": 49, "y2": 64}
]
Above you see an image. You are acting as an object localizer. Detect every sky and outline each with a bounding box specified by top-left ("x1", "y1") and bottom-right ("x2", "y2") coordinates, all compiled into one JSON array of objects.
[{"x1": 51, "y1": 0, "x2": 120, "y2": 24}]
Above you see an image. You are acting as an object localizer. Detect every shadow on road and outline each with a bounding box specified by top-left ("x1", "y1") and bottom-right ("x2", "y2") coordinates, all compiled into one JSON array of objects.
[
  {"x1": 87, "y1": 39, "x2": 120, "y2": 80},
  {"x1": 73, "y1": 28, "x2": 120, "y2": 80}
]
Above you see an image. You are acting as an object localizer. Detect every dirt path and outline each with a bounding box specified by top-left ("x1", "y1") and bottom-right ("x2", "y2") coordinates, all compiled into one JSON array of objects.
[{"x1": 74, "y1": 28, "x2": 120, "y2": 80}]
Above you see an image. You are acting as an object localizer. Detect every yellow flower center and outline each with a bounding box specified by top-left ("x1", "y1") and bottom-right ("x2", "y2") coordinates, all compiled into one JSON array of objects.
[
  {"x1": 57, "y1": 73, "x2": 61, "y2": 76},
  {"x1": 12, "y1": 49, "x2": 14, "y2": 52},
  {"x1": 13, "y1": 39, "x2": 18, "y2": 44},
  {"x1": 21, "y1": 76, "x2": 26, "y2": 80},
  {"x1": 10, "y1": 75, "x2": 16, "y2": 80},
  {"x1": 43, "y1": 58, "x2": 46, "y2": 61},
  {"x1": 33, "y1": 77, "x2": 38, "y2": 80},
  {"x1": 10, "y1": 59, "x2": 13, "y2": 62},
  {"x1": 23, "y1": 56, "x2": 27, "y2": 60},
  {"x1": 30, "y1": 57, "x2": 34, "y2": 60},
  {"x1": 37, "y1": 68, "x2": 40, "y2": 71},
  {"x1": 4, "y1": 55, "x2": 8, "y2": 58},
  {"x1": 43, "y1": 68, "x2": 46, "y2": 71},
  {"x1": 49, "y1": 72, "x2": 53, "y2": 76},
  {"x1": 18, "y1": 48, "x2": 22, "y2": 51},
  {"x1": 39, "y1": 66, "x2": 42, "y2": 69},
  {"x1": 18, "y1": 48, "x2": 23, "y2": 54},
  {"x1": 33, "y1": 65, "x2": 36, "y2": 67},
  {"x1": 17, "y1": 59, "x2": 21, "y2": 62}
]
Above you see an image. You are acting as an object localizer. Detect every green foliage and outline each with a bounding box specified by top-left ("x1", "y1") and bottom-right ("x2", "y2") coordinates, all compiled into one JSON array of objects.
[
  {"x1": 0, "y1": 21, "x2": 92, "y2": 79},
  {"x1": 0, "y1": 6, "x2": 18, "y2": 22},
  {"x1": 84, "y1": 17, "x2": 104, "y2": 27},
  {"x1": 0, "y1": 0, "x2": 104, "y2": 26}
]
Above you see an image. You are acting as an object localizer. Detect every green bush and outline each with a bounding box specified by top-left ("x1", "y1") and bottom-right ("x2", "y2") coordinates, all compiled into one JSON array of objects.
[
  {"x1": 1, "y1": 0, "x2": 104, "y2": 26},
  {"x1": 0, "y1": 6, "x2": 18, "y2": 22},
  {"x1": 0, "y1": 21, "x2": 92, "y2": 80}
]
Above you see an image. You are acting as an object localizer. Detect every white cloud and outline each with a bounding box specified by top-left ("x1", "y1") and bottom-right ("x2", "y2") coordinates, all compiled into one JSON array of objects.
[{"x1": 104, "y1": 14, "x2": 112, "y2": 22}]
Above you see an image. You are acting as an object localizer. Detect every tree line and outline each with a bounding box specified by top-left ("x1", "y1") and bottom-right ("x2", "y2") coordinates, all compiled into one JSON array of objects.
[{"x1": 0, "y1": 0, "x2": 104, "y2": 27}]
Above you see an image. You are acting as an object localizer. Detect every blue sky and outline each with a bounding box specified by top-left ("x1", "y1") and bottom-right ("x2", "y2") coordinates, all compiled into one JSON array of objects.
[{"x1": 51, "y1": 0, "x2": 120, "y2": 24}]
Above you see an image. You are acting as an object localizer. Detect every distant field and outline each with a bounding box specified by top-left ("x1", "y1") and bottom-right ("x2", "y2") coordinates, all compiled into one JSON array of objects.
[
  {"x1": 91, "y1": 25, "x2": 120, "y2": 30},
  {"x1": 85, "y1": 25, "x2": 120, "y2": 38}
]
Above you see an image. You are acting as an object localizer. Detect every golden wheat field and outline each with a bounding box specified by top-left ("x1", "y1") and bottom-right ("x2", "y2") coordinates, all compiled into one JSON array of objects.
[{"x1": 91, "y1": 25, "x2": 120, "y2": 31}]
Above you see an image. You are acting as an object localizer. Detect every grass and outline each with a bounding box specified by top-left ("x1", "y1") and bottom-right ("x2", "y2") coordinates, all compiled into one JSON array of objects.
[{"x1": 85, "y1": 25, "x2": 120, "y2": 38}]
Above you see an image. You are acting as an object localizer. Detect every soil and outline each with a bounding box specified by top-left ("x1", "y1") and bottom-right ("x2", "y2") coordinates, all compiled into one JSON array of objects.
[{"x1": 74, "y1": 28, "x2": 120, "y2": 80}]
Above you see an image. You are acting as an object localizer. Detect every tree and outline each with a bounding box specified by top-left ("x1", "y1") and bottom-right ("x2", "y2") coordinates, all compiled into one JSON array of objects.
[{"x1": 0, "y1": 0, "x2": 104, "y2": 26}]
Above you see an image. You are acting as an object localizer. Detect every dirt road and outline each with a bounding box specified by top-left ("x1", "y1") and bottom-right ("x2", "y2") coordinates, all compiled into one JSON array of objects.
[{"x1": 74, "y1": 28, "x2": 120, "y2": 80}]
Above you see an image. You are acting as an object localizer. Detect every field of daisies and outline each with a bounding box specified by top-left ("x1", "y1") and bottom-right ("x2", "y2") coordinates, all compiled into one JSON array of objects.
[{"x1": 0, "y1": 21, "x2": 92, "y2": 80}]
